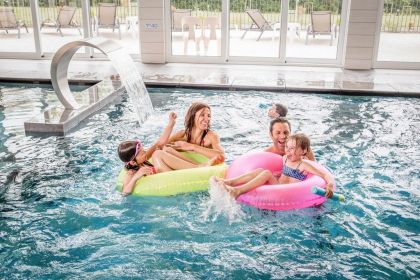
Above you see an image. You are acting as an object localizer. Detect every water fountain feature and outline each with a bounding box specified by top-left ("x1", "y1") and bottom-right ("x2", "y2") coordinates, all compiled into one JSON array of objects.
[{"x1": 24, "y1": 37, "x2": 153, "y2": 135}]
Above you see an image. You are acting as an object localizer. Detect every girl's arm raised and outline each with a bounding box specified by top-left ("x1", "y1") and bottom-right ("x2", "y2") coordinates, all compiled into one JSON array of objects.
[
  {"x1": 145, "y1": 112, "x2": 177, "y2": 160},
  {"x1": 301, "y1": 161, "x2": 335, "y2": 198}
]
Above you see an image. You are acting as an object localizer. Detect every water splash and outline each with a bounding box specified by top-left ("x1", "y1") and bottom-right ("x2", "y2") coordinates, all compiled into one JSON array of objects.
[
  {"x1": 201, "y1": 177, "x2": 245, "y2": 223},
  {"x1": 107, "y1": 50, "x2": 153, "y2": 124}
]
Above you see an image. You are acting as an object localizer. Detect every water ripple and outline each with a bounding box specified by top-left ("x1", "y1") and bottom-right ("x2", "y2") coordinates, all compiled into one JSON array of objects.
[{"x1": 0, "y1": 84, "x2": 419, "y2": 279}]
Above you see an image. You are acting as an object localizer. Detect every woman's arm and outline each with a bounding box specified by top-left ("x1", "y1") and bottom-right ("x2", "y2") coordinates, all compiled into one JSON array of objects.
[
  {"x1": 170, "y1": 132, "x2": 224, "y2": 159},
  {"x1": 192, "y1": 132, "x2": 224, "y2": 158},
  {"x1": 122, "y1": 167, "x2": 154, "y2": 195},
  {"x1": 301, "y1": 161, "x2": 334, "y2": 198}
]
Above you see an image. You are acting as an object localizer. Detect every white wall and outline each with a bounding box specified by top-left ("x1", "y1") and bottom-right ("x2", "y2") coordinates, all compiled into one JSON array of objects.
[
  {"x1": 344, "y1": 0, "x2": 381, "y2": 69},
  {"x1": 139, "y1": 0, "x2": 165, "y2": 63}
]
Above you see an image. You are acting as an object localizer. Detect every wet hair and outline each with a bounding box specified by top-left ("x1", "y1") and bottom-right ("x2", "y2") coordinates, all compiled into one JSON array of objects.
[
  {"x1": 269, "y1": 117, "x2": 291, "y2": 134},
  {"x1": 117, "y1": 140, "x2": 153, "y2": 170},
  {"x1": 288, "y1": 133, "x2": 311, "y2": 155},
  {"x1": 118, "y1": 140, "x2": 137, "y2": 163},
  {"x1": 274, "y1": 103, "x2": 288, "y2": 117},
  {"x1": 184, "y1": 102, "x2": 211, "y2": 143}
]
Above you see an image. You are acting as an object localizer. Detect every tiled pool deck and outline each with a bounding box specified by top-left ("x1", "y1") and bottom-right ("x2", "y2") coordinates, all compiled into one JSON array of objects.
[{"x1": 0, "y1": 59, "x2": 419, "y2": 97}]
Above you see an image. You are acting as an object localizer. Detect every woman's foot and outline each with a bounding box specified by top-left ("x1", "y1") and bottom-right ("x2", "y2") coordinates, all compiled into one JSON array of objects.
[
  {"x1": 218, "y1": 181, "x2": 241, "y2": 199},
  {"x1": 200, "y1": 154, "x2": 225, "y2": 167},
  {"x1": 210, "y1": 175, "x2": 234, "y2": 187}
]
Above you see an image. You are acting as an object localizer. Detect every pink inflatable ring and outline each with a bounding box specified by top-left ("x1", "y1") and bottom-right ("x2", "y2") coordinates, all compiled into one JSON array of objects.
[{"x1": 226, "y1": 151, "x2": 335, "y2": 211}]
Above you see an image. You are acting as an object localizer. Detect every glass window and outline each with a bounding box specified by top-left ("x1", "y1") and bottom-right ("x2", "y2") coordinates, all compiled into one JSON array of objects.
[
  {"x1": 0, "y1": 0, "x2": 35, "y2": 52},
  {"x1": 170, "y1": 0, "x2": 222, "y2": 56},
  {"x1": 229, "y1": 0, "x2": 281, "y2": 57},
  {"x1": 286, "y1": 0, "x2": 342, "y2": 59},
  {"x1": 377, "y1": 0, "x2": 420, "y2": 62},
  {"x1": 38, "y1": 0, "x2": 84, "y2": 54},
  {"x1": 90, "y1": 0, "x2": 140, "y2": 55}
]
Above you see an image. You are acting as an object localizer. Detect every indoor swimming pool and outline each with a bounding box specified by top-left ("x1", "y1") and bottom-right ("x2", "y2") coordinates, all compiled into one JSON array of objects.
[{"x1": 0, "y1": 83, "x2": 419, "y2": 279}]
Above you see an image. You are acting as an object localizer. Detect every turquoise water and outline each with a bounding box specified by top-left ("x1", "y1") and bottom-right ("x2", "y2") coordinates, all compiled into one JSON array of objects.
[{"x1": 0, "y1": 83, "x2": 419, "y2": 279}]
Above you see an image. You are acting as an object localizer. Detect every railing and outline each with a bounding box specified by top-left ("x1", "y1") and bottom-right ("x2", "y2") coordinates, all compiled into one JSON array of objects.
[
  {"x1": 1, "y1": 0, "x2": 420, "y2": 32},
  {"x1": 0, "y1": 0, "x2": 138, "y2": 27},
  {"x1": 382, "y1": 0, "x2": 420, "y2": 32},
  {"x1": 172, "y1": 0, "x2": 342, "y2": 30}
]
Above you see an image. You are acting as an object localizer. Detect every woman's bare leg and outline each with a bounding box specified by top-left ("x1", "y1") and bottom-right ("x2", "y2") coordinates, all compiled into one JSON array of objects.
[
  {"x1": 151, "y1": 151, "x2": 176, "y2": 172},
  {"x1": 162, "y1": 146, "x2": 199, "y2": 164},
  {"x1": 152, "y1": 150, "x2": 199, "y2": 172},
  {"x1": 221, "y1": 170, "x2": 278, "y2": 199},
  {"x1": 163, "y1": 146, "x2": 224, "y2": 167}
]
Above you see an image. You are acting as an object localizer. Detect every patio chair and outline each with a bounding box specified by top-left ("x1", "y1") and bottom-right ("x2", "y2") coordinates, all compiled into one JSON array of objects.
[
  {"x1": 97, "y1": 3, "x2": 121, "y2": 40},
  {"x1": 172, "y1": 8, "x2": 191, "y2": 31},
  {"x1": 305, "y1": 11, "x2": 336, "y2": 45},
  {"x1": 40, "y1": 6, "x2": 81, "y2": 37},
  {"x1": 0, "y1": 7, "x2": 28, "y2": 39},
  {"x1": 203, "y1": 16, "x2": 220, "y2": 40},
  {"x1": 241, "y1": 9, "x2": 275, "y2": 41},
  {"x1": 181, "y1": 16, "x2": 201, "y2": 40}
]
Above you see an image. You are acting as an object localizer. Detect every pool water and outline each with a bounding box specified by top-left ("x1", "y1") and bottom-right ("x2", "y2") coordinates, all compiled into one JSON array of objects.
[{"x1": 0, "y1": 83, "x2": 419, "y2": 279}]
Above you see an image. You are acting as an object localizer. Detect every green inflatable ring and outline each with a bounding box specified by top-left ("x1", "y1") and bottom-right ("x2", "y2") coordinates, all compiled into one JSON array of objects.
[{"x1": 116, "y1": 152, "x2": 227, "y2": 196}]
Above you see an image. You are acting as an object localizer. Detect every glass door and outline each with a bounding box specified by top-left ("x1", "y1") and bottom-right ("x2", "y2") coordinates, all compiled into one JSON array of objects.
[
  {"x1": 0, "y1": 0, "x2": 36, "y2": 56},
  {"x1": 164, "y1": 0, "x2": 348, "y2": 65},
  {"x1": 375, "y1": 0, "x2": 420, "y2": 69},
  {"x1": 285, "y1": 0, "x2": 347, "y2": 64},
  {"x1": 90, "y1": 0, "x2": 141, "y2": 58},
  {"x1": 166, "y1": 0, "x2": 224, "y2": 61},
  {"x1": 38, "y1": 0, "x2": 85, "y2": 54},
  {"x1": 229, "y1": 0, "x2": 282, "y2": 58}
]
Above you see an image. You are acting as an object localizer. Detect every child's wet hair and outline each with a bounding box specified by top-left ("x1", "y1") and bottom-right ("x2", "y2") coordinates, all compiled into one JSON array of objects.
[
  {"x1": 118, "y1": 140, "x2": 137, "y2": 163},
  {"x1": 274, "y1": 103, "x2": 288, "y2": 117},
  {"x1": 288, "y1": 133, "x2": 311, "y2": 153}
]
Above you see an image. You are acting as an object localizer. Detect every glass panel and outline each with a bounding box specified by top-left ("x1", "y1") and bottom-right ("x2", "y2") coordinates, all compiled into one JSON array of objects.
[
  {"x1": 286, "y1": 0, "x2": 342, "y2": 59},
  {"x1": 170, "y1": 0, "x2": 222, "y2": 56},
  {"x1": 90, "y1": 0, "x2": 140, "y2": 55},
  {"x1": 229, "y1": 0, "x2": 281, "y2": 57},
  {"x1": 0, "y1": 0, "x2": 35, "y2": 52},
  {"x1": 39, "y1": 0, "x2": 84, "y2": 53},
  {"x1": 377, "y1": 0, "x2": 420, "y2": 62}
]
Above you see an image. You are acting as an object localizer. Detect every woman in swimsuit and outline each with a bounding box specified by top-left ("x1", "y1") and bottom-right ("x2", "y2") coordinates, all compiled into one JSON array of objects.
[
  {"x1": 152, "y1": 101, "x2": 225, "y2": 172},
  {"x1": 214, "y1": 133, "x2": 334, "y2": 199},
  {"x1": 118, "y1": 109, "x2": 223, "y2": 195}
]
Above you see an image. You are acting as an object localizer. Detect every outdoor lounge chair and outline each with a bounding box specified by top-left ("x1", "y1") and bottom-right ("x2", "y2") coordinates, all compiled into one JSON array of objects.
[
  {"x1": 172, "y1": 8, "x2": 191, "y2": 31},
  {"x1": 0, "y1": 7, "x2": 28, "y2": 39},
  {"x1": 306, "y1": 11, "x2": 336, "y2": 45},
  {"x1": 97, "y1": 3, "x2": 121, "y2": 40},
  {"x1": 203, "y1": 16, "x2": 220, "y2": 40},
  {"x1": 40, "y1": 6, "x2": 81, "y2": 37},
  {"x1": 241, "y1": 9, "x2": 275, "y2": 41},
  {"x1": 181, "y1": 16, "x2": 201, "y2": 40}
]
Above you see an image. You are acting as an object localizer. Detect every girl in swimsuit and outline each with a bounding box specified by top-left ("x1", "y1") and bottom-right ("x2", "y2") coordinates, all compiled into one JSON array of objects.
[
  {"x1": 214, "y1": 133, "x2": 334, "y2": 199},
  {"x1": 118, "y1": 111, "x2": 223, "y2": 195}
]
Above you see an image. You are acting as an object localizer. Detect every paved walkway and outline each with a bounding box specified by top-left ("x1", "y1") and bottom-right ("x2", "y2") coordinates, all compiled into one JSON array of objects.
[{"x1": 0, "y1": 59, "x2": 419, "y2": 97}]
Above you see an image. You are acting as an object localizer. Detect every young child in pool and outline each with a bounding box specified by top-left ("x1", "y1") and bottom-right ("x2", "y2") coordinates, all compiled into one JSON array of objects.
[
  {"x1": 118, "y1": 112, "x2": 223, "y2": 195},
  {"x1": 268, "y1": 103, "x2": 288, "y2": 118},
  {"x1": 213, "y1": 133, "x2": 334, "y2": 199}
]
